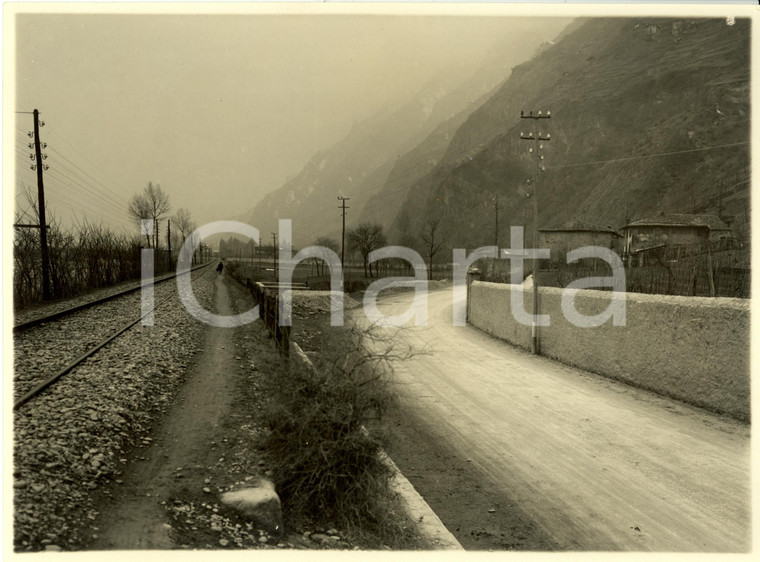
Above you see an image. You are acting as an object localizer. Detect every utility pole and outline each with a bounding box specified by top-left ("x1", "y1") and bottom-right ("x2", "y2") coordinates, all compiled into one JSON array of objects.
[
  {"x1": 271, "y1": 232, "x2": 278, "y2": 277},
  {"x1": 493, "y1": 197, "x2": 499, "y2": 248},
  {"x1": 167, "y1": 219, "x2": 172, "y2": 267},
  {"x1": 338, "y1": 196, "x2": 350, "y2": 285},
  {"x1": 28, "y1": 109, "x2": 52, "y2": 300},
  {"x1": 521, "y1": 109, "x2": 551, "y2": 355}
]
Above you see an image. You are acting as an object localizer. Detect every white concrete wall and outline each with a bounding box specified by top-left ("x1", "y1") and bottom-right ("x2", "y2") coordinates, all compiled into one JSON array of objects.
[{"x1": 469, "y1": 281, "x2": 750, "y2": 421}]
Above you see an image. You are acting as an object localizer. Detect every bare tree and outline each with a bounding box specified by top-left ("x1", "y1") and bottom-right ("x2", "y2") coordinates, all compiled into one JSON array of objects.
[
  {"x1": 128, "y1": 182, "x2": 171, "y2": 248},
  {"x1": 172, "y1": 208, "x2": 194, "y2": 240},
  {"x1": 396, "y1": 208, "x2": 417, "y2": 248},
  {"x1": 128, "y1": 194, "x2": 152, "y2": 247},
  {"x1": 347, "y1": 223, "x2": 387, "y2": 278},
  {"x1": 395, "y1": 209, "x2": 417, "y2": 274},
  {"x1": 420, "y1": 215, "x2": 445, "y2": 281},
  {"x1": 172, "y1": 207, "x2": 196, "y2": 257},
  {"x1": 314, "y1": 236, "x2": 340, "y2": 276}
]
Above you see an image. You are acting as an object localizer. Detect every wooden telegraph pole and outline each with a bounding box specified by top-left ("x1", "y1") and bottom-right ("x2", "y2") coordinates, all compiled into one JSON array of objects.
[
  {"x1": 33, "y1": 109, "x2": 52, "y2": 300},
  {"x1": 271, "y1": 232, "x2": 278, "y2": 277},
  {"x1": 338, "y1": 196, "x2": 350, "y2": 288},
  {"x1": 520, "y1": 110, "x2": 551, "y2": 355},
  {"x1": 167, "y1": 219, "x2": 172, "y2": 266}
]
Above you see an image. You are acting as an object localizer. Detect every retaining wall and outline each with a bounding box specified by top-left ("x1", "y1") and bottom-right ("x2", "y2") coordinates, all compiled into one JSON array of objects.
[{"x1": 468, "y1": 281, "x2": 750, "y2": 421}]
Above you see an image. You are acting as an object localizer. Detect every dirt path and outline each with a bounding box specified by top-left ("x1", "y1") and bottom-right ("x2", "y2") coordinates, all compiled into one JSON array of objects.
[
  {"x1": 90, "y1": 274, "x2": 241, "y2": 549},
  {"x1": 361, "y1": 288, "x2": 751, "y2": 551}
]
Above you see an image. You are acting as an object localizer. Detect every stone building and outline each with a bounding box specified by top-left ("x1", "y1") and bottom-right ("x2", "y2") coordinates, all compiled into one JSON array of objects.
[
  {"x1": 538, "y1": 220, "x2": 622, "y2": 265},
  {"x1": 623, "y1": 213, "x2": 732, "y2": 265}
]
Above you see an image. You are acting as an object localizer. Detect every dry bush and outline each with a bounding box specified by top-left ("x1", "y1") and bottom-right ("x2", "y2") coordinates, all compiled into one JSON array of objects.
[
  {"x1": 259, "y1": 318, "x2": 427, "y2": 545},
  {"x1": 13, "y1": 215, "x2": 161, "y2": 309}
]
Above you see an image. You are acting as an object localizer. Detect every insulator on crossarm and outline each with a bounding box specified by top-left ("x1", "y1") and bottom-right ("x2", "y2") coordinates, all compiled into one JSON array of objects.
[
  {"x1": 29, "y1": 153, "x2": 35, "y2": 160},
  {"x1": 28, "y1": 131, "x2": 34, "y2": 138},
  {"x1": 28, "y1": 143, "x2": 33, "y2": 149},
  {"x1": 30, "y1": 164, "x2": 36, "y2": 170},
  {"x1": 42, "y1": 142, "x2": 47, "y2": 149}
]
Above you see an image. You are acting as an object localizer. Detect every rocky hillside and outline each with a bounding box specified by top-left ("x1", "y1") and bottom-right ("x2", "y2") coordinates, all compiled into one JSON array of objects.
[
  {"x1": 393, "y1": 17, "x2": 750, "y2": 250},
  {"x1": 242, "y1": 23, "x2": 572, "y2": 245}
]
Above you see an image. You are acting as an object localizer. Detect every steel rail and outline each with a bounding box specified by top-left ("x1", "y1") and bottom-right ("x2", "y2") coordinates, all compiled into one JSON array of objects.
[
  {"x1": 13, "y1": 261, "x2": 213, "y2": 334},
  {"x1": 13, "y1": 264, "x2": 213, "y2": 411}
]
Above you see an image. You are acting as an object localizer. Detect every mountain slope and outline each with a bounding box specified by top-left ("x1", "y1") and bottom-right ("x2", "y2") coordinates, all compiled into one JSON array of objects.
[
  {"x1": 242, "y1": 22, "x2": 573, "y2": 245},
  {"x1": 394, "y1": 17, "x2": 750, "y2": 250}
]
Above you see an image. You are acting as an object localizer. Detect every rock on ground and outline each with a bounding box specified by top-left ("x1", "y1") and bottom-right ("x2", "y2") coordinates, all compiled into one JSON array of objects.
[{"x1": 220, "y1": 479, "x2": 283, "y2": 536}]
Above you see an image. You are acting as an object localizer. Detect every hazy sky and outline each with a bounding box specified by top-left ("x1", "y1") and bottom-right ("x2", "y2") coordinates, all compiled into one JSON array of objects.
[{"x1": 12, "y1": 8, "x2": 572, "y2": 234}]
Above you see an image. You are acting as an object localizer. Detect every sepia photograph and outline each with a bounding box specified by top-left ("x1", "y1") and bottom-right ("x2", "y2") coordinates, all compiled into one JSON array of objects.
[{"x1": 3, "y1": 1, "x2": 755, "y2": 557}]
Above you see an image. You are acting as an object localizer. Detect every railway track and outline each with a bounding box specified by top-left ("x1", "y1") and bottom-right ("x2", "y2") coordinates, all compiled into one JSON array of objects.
[
  {"x1": 13, "y1": 262, "x2": 214, "y2": 410},
  {"x1": 14, "y1": 262, "x2": 212, "y2": 333}
]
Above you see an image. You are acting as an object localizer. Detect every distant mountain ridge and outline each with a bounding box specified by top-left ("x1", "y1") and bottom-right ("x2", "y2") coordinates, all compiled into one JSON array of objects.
[
  {"x1": 392, "y1": 17, "x2": 750, "y2": 250},
  {"x1": 242, "y1": 23, "x2": 573, "y2": 245}
]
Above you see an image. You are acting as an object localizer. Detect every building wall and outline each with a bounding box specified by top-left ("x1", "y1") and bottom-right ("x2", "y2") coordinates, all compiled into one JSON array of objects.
[
  {"x1": 539, "y1": 231, "x2": 621, "y2": 264},
  {"x1": 468, "y1": 281, "x2": 750, "y2": 421},
  {"x1": 626, "y1": 225, "x2": 708, "y2": 253}
]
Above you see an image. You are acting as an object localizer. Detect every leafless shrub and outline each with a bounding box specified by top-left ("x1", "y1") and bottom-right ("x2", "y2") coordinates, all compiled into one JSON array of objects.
[
  {"x1": 260, "y1": 318, "x2": 428, "y2": 544},
  {"x1": 13, "y1": 208, "x2": 162, "y2": 309}
]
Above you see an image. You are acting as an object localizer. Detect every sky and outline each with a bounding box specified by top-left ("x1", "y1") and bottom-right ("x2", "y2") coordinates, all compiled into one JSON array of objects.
[{"x1": 9, "y1": 5, "x2": 575, "y2": 237}]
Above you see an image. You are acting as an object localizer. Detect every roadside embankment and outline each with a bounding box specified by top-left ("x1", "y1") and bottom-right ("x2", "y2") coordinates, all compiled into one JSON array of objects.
[
  {"x1": 468, "y1": 281, "x2": 749, "y2": 421},
  {"x1": 238, "y1": 278, "x2": 450, "y2": 549}
]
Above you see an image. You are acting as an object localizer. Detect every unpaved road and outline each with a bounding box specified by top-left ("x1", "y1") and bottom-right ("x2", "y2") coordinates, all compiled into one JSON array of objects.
[
  {"x1": 90, "y1": 274, "x2": 241, "y2": 549},
  {"x1": 360, "y1": 288, "x2": 750, "y2": 551}
]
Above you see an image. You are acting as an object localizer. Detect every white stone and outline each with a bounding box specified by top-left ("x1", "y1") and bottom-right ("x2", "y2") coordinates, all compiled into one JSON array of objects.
[{"x1": 220, "y1": 479, "x2": 283, "y2": 536}]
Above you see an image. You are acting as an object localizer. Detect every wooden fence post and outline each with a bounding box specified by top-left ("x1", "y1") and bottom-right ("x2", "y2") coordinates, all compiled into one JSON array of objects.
[{"x1": 707, "y1": 244, "x2": 716, "y2": 297}]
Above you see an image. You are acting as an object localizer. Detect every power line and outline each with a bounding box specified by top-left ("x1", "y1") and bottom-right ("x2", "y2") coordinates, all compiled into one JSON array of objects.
[
  {"x1": 14, "y1": 125, "x2": 133, "y2": 236},
  {"x1": 43, "y1": 172, "x2": 132, "y2": 228},
  {"x1": 46, "y1": 125, "x2": 133, "y2": 199},
  {"x1": 548, "y1": 141, "x2": 749, "y2": 170},
  {"x1": 42, "y1": 147, "x2": 130, "y2": 208},
  {"x1": 45, "y1": 161, "x2": 130, "y2": 216},
  {"x1": 44, "y1": 169, "x2": 131, "y2": 222},
  {"x1": 15, "y1": 138, "x2": 131, "y2": 225},
  {"x1": 46, "y1": 145, "x2": 130, "y2": 206}
]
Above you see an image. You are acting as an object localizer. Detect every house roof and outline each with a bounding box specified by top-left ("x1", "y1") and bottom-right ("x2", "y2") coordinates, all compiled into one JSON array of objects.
[
  {"x1": 626, "y1": 213, "x2": 730, "y2": 231},
  {"x1": 539, "y1": 220, "x2": 622, "y2": 236}
]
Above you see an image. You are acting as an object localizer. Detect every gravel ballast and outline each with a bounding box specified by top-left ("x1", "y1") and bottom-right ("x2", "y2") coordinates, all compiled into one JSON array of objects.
[
  {"x1": 13, "y1": 278, "x2": 193, "y2": 402},
  {"x1": 13, "y1": 265, "x2": 211, "y2": 328},
  {"x1": 13, "y1": 268, "x2": 215, "y2": 551}
]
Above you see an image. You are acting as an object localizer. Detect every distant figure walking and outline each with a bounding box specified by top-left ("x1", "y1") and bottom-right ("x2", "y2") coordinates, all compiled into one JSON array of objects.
[{"x1": 216, "y1": 261, "x2": 224, "y2": 274}]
